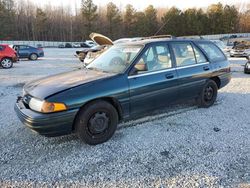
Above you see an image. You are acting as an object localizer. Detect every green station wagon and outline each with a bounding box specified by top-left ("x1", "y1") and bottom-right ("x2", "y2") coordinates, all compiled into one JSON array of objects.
[{"x1": 15, "y1": 38, "x2": 231, "y2": 145}]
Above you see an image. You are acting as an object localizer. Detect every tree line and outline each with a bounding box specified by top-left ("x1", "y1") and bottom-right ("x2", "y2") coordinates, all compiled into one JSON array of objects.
[{"x1": 0, "y1": 0, "x2": 250, "y2": 41}]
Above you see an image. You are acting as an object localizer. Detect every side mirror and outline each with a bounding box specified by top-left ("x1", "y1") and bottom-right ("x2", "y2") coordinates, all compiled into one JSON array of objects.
[
  {"x1": 135, "y1": 63, "x2": 147, "y2": 72},
  {"x1": 246, "y1": 56, "x2": 250, "y2": 61},
  {"x1": 129, "y1": 63, "x2": 148, "y2": 76}
]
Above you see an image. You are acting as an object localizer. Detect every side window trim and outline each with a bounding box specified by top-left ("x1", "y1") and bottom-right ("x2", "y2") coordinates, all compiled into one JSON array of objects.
[
  {"x1": 191, "y1": 42, "x2": 208, "y2": 64},
  {"x1": 128, "y1": 67, "x2": 176, "y2": 79}
]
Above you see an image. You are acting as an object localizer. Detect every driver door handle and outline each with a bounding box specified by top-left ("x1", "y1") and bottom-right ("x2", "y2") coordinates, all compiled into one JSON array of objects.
[
  {"x1": 165, "y1": 73, "x2": 174, "y2": 79},
  {"x1": 203, "y1": 66, "x2": 210, "y2": 71}
]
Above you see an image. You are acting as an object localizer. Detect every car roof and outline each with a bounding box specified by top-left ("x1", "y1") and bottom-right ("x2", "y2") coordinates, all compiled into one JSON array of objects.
[{"x1": 116, "y1": 38, "x2": 211, "y2": 46}]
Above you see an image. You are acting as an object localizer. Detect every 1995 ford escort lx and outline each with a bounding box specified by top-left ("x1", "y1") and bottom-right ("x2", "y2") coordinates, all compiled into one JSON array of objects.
[{"x1": 15, "y1": 38, "x2": 231, "y2": 145}]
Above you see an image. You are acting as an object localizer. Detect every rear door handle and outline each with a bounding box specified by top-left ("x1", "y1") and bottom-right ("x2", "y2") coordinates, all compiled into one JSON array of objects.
[
  {"x1": 165, "y1": 73, "x2": 174, "y2": 79},
  {"x1": 203, "y1": 66, "x2": 210, "y2": 71}
]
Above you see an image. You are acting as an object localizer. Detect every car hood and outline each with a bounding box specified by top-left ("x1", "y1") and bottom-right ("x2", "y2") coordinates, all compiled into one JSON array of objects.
[
  {"x1": 89, "y1": 32, "x2": 113, "y2": 46},
  {"x1": 24, "y1": 69, "x2": 115, "y2": 99}
]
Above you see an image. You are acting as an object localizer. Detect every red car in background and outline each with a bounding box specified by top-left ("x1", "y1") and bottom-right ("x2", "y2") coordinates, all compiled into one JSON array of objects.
[{"x1": 0, "y1": 44, "x2": 18, "y2": 69}]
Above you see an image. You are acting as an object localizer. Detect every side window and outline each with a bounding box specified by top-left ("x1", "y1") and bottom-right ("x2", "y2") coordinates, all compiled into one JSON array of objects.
[
  {"x1": 171, "y1": 42, "x2": 196, "y2": 67},
  {"x1": 133, "y1": 44, "x2": 172, "y2": 74},
  {"x1": 197, "y1": 42, "x2": 226, "y2": 61},
  {"x1": 0, "y1": 45, "x2": 4, "y2": 51},
  {"x1": 19, "y1": 45, "x2": 28, "y2": 50},
  {"x1": 193, "y1": 45, "x2": 207, "y2": 63},
  {"x1": 145, "y1": 47, "x2": 154, "y2": 62}
]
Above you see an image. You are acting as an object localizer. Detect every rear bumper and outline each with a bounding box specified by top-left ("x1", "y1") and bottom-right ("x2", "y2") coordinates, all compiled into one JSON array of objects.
[
  {"x1": 219, "y1": 72, "x2": 232, "y2": 89},
  {"x1": 15, "y1": 97, "x2": 79, "y2": 136},
  {"x1": 38, "y1": 52, "x2": 44, "y2": 57},
  {"x1": 12, "y1": 55, "x2": 18, "y2": 62}
]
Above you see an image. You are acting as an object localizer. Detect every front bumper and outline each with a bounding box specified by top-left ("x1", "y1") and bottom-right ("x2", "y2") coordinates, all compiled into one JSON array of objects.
[
  {"x1": 230, "y1": 51, "x2": 249, "y2": 57},
  {"x1": 15, "y1": 97, "x2": 79, "y2": 136}
]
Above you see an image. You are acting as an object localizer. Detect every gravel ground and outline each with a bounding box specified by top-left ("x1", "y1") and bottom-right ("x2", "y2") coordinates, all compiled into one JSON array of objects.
[{"x1": 0, "y1": 48, "x2": 250, "y2": 187}]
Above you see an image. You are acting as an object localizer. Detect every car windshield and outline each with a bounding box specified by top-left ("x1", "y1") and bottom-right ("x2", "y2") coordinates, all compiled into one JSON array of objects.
[{"x1": 86, "y1": 45, "x2": 143, "y2": 73}]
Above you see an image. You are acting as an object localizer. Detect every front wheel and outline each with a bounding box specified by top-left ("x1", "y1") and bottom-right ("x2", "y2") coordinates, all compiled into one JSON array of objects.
[
  {"x1": 1, "y1": 58, "x2": 13, "y2": 69},
  {"x1": 75, "y1": 100, "x2": 118, "y2": 145},
  {"x1": 197, "y1": 80, "x2": 218, "y2": 108}
]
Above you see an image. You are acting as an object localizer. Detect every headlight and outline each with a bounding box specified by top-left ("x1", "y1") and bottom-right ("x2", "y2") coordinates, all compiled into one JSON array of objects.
[{"x1": 29, "y1": 98, "x2": 67, "y2": 113}]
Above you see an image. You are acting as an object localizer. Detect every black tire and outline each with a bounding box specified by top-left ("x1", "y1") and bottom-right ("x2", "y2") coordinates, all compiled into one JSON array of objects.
[
  {"x1": 197, "y1": 80, "x2": 218, "y2": 108},
  {"x1": 244, "y1": 68, "x2": 250, "y2": 74},
  {"x1": 75, "y1": 100, "x2": 118, "y2": 145},
  {"x1": 244, "y1": 64, "x2": 250, "y2": 74},
  {"x1": 0, "y1": 58, "x2": 13, "y2": 69},
  {"x1": 29, "y1": 53, "x2": 38, "y2": 60}
]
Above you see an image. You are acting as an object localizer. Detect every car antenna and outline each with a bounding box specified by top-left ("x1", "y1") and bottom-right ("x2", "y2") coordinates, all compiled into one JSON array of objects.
[{"x1": 154, "y1": 14, "x2": 176, "y2": 36}]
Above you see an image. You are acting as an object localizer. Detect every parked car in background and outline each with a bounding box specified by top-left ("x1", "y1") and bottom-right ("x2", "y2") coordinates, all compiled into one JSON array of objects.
[
  {"x1": 65, "y1": 43, "x2": 72, "y2": 48},
  {"x1": 85, "y1": 40, "x2": 96, "y2": 47},
  {"x1": 230, "y1": 42, "x2": 250, "y2": 57},
  {"x1": 72, "y1": 43, "x2": 81, "y2": 48},
  {"x1": 76, "y1": 33, "x2": 175, "y2": 64},
  {"x1": 0, "y1": 44, "x2": 18, "y2": 69},
  {"x1": 75, "y1": 33, "x2": 113, "y2": 64},
  {"x1": 58, "y1": 44, "x2": 65, "y2": 48},
  {"x1": 244, "y1": 56, "x2": 250, "y2": 74},
  {"x1": 15, "y1": 38, "x2": 231, "y2": 145},
  {"x1": 80, "y1": 42, "x2": 92, "y2": 48},
  {"x1": 13, "y1": 45, "x2": 44, "y2": 60},
  {"x1": 76, "y1": 45, "x2": 105, "y2": 63}
]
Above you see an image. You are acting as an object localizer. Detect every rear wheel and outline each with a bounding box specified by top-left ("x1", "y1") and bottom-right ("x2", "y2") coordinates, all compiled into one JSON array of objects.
[
  {"x1": 197, "y1": 80, "x2": 218, "y2": 108},
  {"x1": 29, "y1": 53, "x2": 38, "y2": 60},
  {"x1": 1, "y1": 58, "x2": 13, "y2": 69},
  {"x1": 75, "y1": 100, "x2": 118, "y2": 145}
]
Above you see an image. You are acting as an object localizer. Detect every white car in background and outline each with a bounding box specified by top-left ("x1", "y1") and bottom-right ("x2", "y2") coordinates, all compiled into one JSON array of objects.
[{"x1": 230, "y1": 44, "x2": 250, "y2": 57}]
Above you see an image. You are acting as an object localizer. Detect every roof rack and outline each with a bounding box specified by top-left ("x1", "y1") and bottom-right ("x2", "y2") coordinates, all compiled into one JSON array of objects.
[{"x1": 142, "y1": 35, "x2": 176, "y2": 40}]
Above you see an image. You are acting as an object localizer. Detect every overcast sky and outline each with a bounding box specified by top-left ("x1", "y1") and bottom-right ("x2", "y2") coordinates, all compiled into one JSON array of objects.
[{"x1": 26, "y1": 0, "x2": 248, "y2": 11}]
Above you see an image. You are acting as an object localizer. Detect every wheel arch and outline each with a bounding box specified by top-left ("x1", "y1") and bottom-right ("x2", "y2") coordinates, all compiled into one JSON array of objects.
[
  {"x1": 72, "y1": 97, "x2": 123, "y2": 131},
  {"x1": 210, "y1": 76, "x2": 221, "y2": 89},
  {"x1": 1, "y1": 56, "x2": 12, "y2": 60}
]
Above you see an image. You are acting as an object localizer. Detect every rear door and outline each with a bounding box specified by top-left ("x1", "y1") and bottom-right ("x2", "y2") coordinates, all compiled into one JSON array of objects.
[
  {"x1": 170, "y1": 41, "x2": 212, "y2": 99},
  {"x1": 18, "y1": 45, "x2": 30, "y2": 58},
  {"x1": 128, "y1": 43, "x2": 179, "y2": 116}
]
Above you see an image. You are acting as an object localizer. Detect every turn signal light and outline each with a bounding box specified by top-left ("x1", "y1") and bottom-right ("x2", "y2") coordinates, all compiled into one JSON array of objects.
[{"x1": 41, "y1": 102, "x2": 67, "y2": 113}]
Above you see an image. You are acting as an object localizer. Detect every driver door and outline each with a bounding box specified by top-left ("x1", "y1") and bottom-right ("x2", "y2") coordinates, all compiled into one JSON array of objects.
[{"x1": 128, "y1": 43, "x2": 179, "y2": 116}]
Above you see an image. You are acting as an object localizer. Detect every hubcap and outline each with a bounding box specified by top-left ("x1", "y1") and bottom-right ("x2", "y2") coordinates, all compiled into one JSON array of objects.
[
  {"x1": 88, "y1": 112, "x2": 109, "y2": 134},
  {"x1": 31, "y1": 54, "x2": 37, "y2": 60},
  {"x1": 1, "y1": 59, "x2": 12, "y2": 68},
  {"x1": 204, "y1": 86, "x2": 214, "y2": 101}
]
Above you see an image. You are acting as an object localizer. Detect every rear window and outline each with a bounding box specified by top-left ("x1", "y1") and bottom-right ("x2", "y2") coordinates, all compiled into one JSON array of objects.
[{"x1": 197, "y1": 42, "x2": 226, "y2": 61}]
